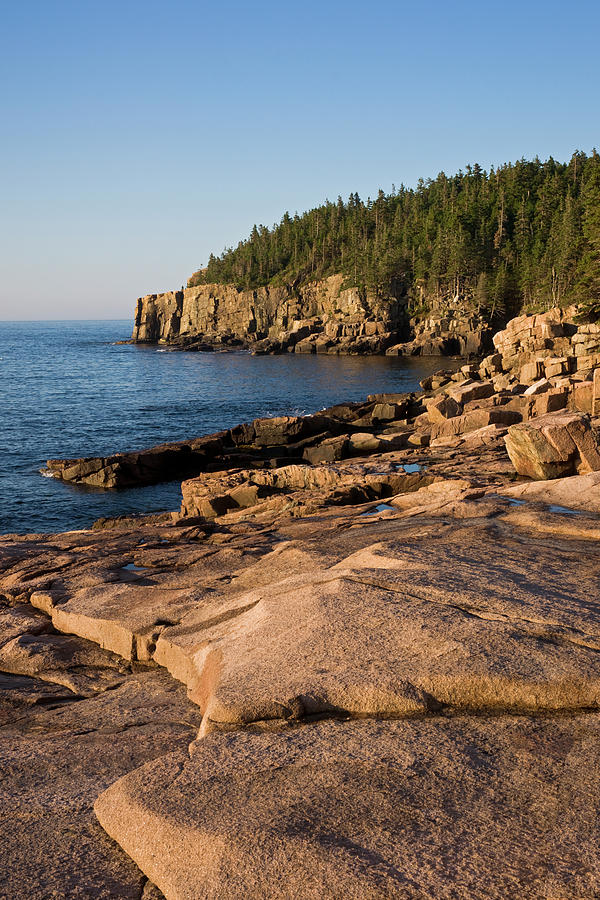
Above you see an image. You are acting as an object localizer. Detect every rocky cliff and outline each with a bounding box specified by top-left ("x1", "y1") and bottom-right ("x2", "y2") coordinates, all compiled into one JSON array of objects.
[
  {"x1": 477, "y1": 305, "x2": 600, "y2": 403},
  {"x1": 131, "y1": 274, "x2": 492, "y2": 356}
]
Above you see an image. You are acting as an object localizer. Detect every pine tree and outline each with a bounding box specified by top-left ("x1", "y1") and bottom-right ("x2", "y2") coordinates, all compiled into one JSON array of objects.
[{"x1": 187, "y1": 153, "x2": 600, "y2": 316}]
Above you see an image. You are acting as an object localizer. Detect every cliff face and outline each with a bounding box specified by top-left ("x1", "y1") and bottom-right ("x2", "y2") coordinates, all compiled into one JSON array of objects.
[
  {"x1": 131, "y1": 275, "x2": 492, "y2": 356},
  {"x1": 133, "y1": 275, "x2": 400, "y2": 342}
]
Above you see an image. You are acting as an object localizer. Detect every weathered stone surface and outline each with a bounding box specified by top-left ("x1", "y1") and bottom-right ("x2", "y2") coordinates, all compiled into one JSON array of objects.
[
  {"x1": 131, "y1": 275, "x2": 410, "y2": 356},
  {"x1": 192, "y1": 569, "x2": 597, "y2": 729},
  {"x1": 8, "y1": 497, "x2": 600, "y2": 746},
  {"x1": 0, "y1": 606, "x2": 200, "y2": 899},
  {"x1": 131, "y1": 276, "x2": 498, "y2": 359},
  {"x1": 430, "y1": 424, "x2": 509, "y2": 452},
  {"x1": 44, "y1": 398, "x2": 427, "y2": 489},
  {"x1": 425, "y1": 394, "x2": 462, "y2": 423},
  {"x1": 405, "y1": 303, "x2": 492, "y2": 358},
  {"x1": 485, "y1": 305, "x2": 600, "y2": 395},
  {"x1": 531, "y1": 386, "x2": 568, "y2": 416},
  {"x1": 302, "y1": 435, "x2": 349, "y2": 465},
  {"x1": 419, "y1": 370, "x2": 454, "y2": 391},
  {"x1": 448, "y1": 378, "x2": 495, "y2": 404},
  {"x1": 502, "y1": 470, "x2": 600, "y2": 512},
  {"x1": 252, "y1": 414, "x2": 326, "y2": 447},
  {"x1": 45, "y1": 433, "x2": 228, "y2": 488},
  {"x1": 346, "y1": 432, "x2": 385, "y2": 454},
  {"x1": 0, "y1": 629, "x2": 129, "y2": 696},
  {"x1": 179, "y1": 461, "x2": 436, "y2": 521},
  {"x1": 544, "y1": 355, "x2": 570, "y2": 378},
  {"x1": 520, "y1": 359, "x2": 544, "y2": 384},
  {"x1": 594, "y1": 366, "x2": 600, "y2": 416},
  {"x1": 96, "y1": 714, "x2": 600, "y2": 900},
  {"x1": 523, "y1": 377, "x2": 551, "y2": 396},
  {"x1": 430, "y1": 407, "x2": 521, "y2": 441},
  {"x1": 9, "y1": 343, "x2": 600, "y2": 897},
  {"x1": 505, "y1": 411, "x2": 600, "y2": 479},
  {"x1": 572, "y1": 379, "x2": 593, "y2": 413},
  {"x1": 371, "y1": 400, "x2": 408, "y2": 422}
]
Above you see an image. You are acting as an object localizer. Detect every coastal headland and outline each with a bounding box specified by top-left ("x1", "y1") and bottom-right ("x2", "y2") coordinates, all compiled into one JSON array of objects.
[
  {"x1": 2, "y1": 302, "x2": 600, "y2": 896},
  {"x1": 128, "y1": 273, "x2": 492, "y2": 358}
]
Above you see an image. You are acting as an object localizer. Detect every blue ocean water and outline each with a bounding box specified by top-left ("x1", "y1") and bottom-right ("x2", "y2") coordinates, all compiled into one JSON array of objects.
[{"x1": 0, "y1": 321, "x2": 448, "y2": 534}]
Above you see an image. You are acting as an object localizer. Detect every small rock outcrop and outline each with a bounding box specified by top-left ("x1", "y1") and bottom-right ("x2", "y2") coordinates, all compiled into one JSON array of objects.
[
  {"x1": 503, "y1": 470, "x2": 600, "y2": 511},
  {"x1": 505, "y1": 411, "x2": 600, "y2": 479},
  {"x1": 45, "y1": 433, "x2": 229, "y2": 488},
  {"x1": 387, "y1": 296, "x2": 492, "y2": 357},
  {"x1": 43, "y1": 398, "x2": 423, "y2": 489},
  {"x1": 478, "y1": 305, "x2": 600, "y2": 396}
]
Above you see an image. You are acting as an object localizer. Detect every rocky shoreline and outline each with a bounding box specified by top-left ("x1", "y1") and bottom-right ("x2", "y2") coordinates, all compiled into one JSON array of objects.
[
  {"x1": 129, "y1": 274, "x2": 493, "y2": 357},
  {"x1": 3, "y1": 304, "x2": 600, "y2": 897}
]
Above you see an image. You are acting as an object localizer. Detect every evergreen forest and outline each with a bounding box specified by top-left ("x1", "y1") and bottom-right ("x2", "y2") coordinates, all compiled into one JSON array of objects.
[{"x1": 189, "y1": 152, "x2": 600, "y2": 319}]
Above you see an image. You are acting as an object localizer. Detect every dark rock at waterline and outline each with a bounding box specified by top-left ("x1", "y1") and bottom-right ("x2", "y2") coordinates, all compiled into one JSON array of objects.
[{"x1": 43, "y1": 396, "x2": 424, "y2": 489}]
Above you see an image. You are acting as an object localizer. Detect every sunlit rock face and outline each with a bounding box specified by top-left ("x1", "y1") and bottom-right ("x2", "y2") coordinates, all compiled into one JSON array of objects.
[
  {"x1": 131, "y1": 275, "x2": 492, "y2": 356},
  {"x1": 4, "y1": 467, "x2": 600, "y2": 898}
]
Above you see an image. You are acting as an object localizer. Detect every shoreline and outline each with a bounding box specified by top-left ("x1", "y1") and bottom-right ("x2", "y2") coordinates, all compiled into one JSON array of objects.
[
  {"x1": 3, "y1": 323, "x2": 451, "y2": 537},
  {"x1": 3, "y1": 304, "x2": 600, "y2": 897}
]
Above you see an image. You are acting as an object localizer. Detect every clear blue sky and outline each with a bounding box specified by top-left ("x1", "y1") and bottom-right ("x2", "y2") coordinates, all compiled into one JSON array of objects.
[{"x1": 1, "y1": 0, "x2": 599, "y2": 320}]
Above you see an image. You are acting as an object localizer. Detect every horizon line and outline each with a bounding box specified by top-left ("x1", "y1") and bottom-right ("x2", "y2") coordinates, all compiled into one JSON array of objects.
[{"x1": 0, "y1": 318, "x2": 133, "y2": 323}]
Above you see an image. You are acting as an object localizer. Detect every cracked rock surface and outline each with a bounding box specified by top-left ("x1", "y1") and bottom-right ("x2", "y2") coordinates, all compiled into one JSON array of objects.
[
  {"x1": 0, "y1": 601, "x2": 201, "y2": 899},
  {"x1": 2, "y1": 424, "x2": 600, "y2": 897},
  {"x1": 96, "y1": 714, "x2": 600, "y2": 900}
]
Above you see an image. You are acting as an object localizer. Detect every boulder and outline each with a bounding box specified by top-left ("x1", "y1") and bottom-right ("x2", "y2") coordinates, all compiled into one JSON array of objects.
[
  {"x1": 572, "y1": 380, "x2": 593, "y2": 414},
  {"x1": 523, "y1": 378, "x2": 551, "y2": 396},
  {"x1": 371, "y1": 400, "x2": 408, "y2": 422},
  {"x1": 531, "y1": 387, "x2": 568, "y2": 417},
  {"x1": 430, "y1": 407, "x2": 521, "y2": 441},
  {"x1": 479, "y1": 352, "x2": 503, "y2": 377},
  {"x1": 294, "y1": 337, "x2": 317, "y2": 354},
  {"x1": 347, "y1": 433, "x2": 384, "y2": 454},
  {"x1": 505, "y1": 411, "x2": 600, "y2": 480},
  {"x1": 252, "y1": 415, "x2": 323, "y2": 447},
  {"x1": 419, "y1": 371, "x2": 454, "y2": 391},
  {"x1": 544, "y1": 356, "x2": 570, "y2": 378},
  {"x1": 426, "y1": 395, "x2": 462, "y2": 424},
  {"x1": 448, "y1": 379, "x2": 495, "y2": 405},
  {"x1": 303, "y1": 436, "x2": 348, "y2": 465},
  {"x1": 520, "y1": 360, "x2": 544, "y2": 384}
]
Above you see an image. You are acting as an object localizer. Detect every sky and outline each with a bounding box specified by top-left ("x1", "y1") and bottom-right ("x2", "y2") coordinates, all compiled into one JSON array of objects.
[{"x1": 1, "y1": 0, "x2": 599, "y2": 320}]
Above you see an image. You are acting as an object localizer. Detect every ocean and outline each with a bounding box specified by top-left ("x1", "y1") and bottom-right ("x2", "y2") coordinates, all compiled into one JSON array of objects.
[{"x1": 0, "y1": 321, "x2": 449, "y2": 534}]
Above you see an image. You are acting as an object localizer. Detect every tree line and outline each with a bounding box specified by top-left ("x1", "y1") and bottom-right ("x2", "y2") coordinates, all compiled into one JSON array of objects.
[{"x1": 189, "y1": 151, "x2": 600, "y2": 319}]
